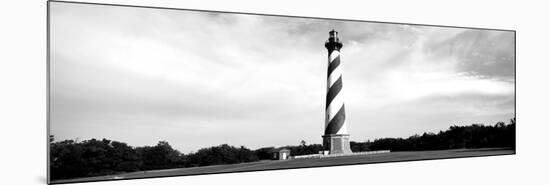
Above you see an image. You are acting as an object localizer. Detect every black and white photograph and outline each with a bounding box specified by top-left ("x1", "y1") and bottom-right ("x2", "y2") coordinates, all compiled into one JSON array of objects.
[
  {"x1": 47, "y1": 1, "x2": 516, "y2": 184},
  {"x1": 9, "y1": 0, "x2": 550, "y2": 185}
]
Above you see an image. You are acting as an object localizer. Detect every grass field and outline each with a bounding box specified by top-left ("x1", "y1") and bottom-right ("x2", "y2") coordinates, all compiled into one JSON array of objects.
[{"x1": 51, "y1": 148, "x2": 514, "y2": 184}]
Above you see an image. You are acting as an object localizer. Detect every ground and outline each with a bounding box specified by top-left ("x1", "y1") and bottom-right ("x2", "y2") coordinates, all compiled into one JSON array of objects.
[{"x1": 51, "y1": 148, "x2": 514, "y2": 184}]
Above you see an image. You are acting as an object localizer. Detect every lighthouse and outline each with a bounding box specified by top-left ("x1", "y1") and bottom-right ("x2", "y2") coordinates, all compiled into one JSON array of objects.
[{"x1": 323, "y1": 30, "x2": 352, "y2": 154}]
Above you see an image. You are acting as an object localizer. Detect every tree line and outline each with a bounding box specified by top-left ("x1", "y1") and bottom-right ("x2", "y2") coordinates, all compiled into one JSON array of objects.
[
  {"x1": 351, "y1": 118, "x2": 516, "y2": 152},
  {"x1": 50, "y1": 118, "x2": 515, "y2": 180},
  {"x1": 50, "y1": 140, "x2": 259, "y2": 180}
]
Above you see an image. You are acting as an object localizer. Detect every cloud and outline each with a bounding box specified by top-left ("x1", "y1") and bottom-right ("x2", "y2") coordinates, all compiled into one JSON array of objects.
[
  {"x1": 426, "y1": 29, "x2": 515, "y2": 81},
  {"x1": 49, "y1": 2, "x2": 515, "y2": 152}
]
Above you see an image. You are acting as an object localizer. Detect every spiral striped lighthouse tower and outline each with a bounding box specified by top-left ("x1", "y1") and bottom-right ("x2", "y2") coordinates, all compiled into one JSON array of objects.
[{"x1": 323, "y1": 30, "x2": 352, "y2": 154}]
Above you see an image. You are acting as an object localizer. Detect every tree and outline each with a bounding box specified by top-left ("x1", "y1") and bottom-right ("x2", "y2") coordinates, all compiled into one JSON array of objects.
[
  {"x1": 185, "y1": 144, "x2": 259, "y2": 167},
  {"x1": 137, "y1": 141, "x2": 184, "y2": 170},
  {"x1": 254, "y1": 147, "x2": 275, "y2": 160}
]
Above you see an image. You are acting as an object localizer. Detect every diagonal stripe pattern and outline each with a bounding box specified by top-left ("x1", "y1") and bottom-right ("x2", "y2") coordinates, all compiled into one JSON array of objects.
[{"x1": 325, "y1": 50, "x2": 348, "y2": 135}]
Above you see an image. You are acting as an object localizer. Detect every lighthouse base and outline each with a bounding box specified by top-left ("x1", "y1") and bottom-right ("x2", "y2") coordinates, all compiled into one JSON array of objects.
[{"x1": 322, "y1": 134, "x2": 352, "y2": 154}]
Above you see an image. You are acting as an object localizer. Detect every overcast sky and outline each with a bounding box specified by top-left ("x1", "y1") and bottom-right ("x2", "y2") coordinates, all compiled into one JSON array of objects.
[{"x1": 49, "y1": 2, "x2": 515, "y2": 153}]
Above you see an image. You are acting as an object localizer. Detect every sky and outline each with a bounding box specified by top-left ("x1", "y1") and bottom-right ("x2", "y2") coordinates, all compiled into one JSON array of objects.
[{"x1": 49, "y1": 2, "x2": 515, "y2": 153}]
